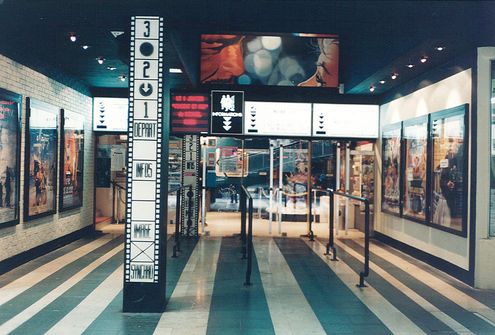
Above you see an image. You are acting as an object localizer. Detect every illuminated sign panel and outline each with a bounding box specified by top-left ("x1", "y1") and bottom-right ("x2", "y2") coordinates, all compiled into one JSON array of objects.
[
  {"x1": 210, "y1": 90, "x2": 244, "y2": 135},
  {"x1": 93, "y1": 97, "x2": 128, "y2": 132},
  {"x1": 244, "y1": 101, "x2": 312, "y2": 137},
  {"x1": 170, "y1": 93, "x2": 210, "y2": 134},
  {"x1": 312, "y1": 104, "x2": 379, "y2": 138}
]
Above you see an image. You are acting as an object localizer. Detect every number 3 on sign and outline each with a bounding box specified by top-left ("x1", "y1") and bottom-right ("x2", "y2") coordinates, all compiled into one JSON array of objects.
[{"x1": 137, "y1": 19, "x2": 157, "y2": 39}]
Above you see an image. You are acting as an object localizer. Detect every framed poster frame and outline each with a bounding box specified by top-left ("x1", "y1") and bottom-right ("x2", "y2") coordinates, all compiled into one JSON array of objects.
[
  {"x1": 0, "y1": 88, "x2": 22, "y2": 228},
  {"x1": 381, "y1": 122, "x2": 402, "y2": 217},
  {"x1": 59, "y1": 109, "x2": 84, "y2": 212},
  {"x1": 402, "y1": 115, "x2": 430, "y2": 224},
  {"x1": 427, "y1": 104, "x2": 468, "y2": 237},
  {"x1": 24, "y1": 98, "x2": 59, "y2": 221}
]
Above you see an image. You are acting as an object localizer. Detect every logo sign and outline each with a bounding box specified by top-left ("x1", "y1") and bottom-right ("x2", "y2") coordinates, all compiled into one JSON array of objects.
[
  {"x1": 244, "y1": 101, "x2": 312, "y2": 137},
  {"x1": 124, "y1": 16, "x2": 163, "y2": 284},
  {"x1": 210, "y1": 90, "x2": 244, "y2": 135},
  {"x1": 170, "y1": 92, "x2": 210, "y2": 134}
]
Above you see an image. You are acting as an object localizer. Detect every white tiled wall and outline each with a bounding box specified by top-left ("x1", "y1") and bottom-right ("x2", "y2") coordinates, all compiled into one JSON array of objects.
[{"x1": 0, "y1": 54, "x2": 94, "y2": 261}]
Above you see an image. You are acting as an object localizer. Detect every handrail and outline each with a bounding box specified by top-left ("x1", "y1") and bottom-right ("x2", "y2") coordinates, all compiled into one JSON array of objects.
[
  {"x1": 327, "y1": 189, "x2": 370, "y2": 287},
  {"x1": 240, "y1": 185, "x2": 253, "y2": 286},
  {"x1": 170, "y1": 184, "x2": 193, "y2": 258}
]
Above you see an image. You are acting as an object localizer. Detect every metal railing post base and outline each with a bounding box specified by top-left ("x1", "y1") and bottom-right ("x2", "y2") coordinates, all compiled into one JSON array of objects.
[{"x1": 357, "y1": 273, "x2": 367, "y2": 288}]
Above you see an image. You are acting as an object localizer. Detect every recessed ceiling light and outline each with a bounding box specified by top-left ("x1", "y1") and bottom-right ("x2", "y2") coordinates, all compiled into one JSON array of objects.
[
  {"x1": 435, "y1": 46, "x2": 445, "y2": 51},
  {"x1": 406, "y1": 63, "x2": 414, "y2": 68},
  {"x1": 107, "y1": 66, "x2": 117, "y2": 71},
  {"x1": 391, "y1": 73, "x2": 398, "y2": 80},
  {"x1": 379, "y1": 79, "x2": 386, "y2": 84},
  {"x1": 369, "y1": 86, "x2": 375, "y2": 92},
  {"x1": 420, "y1": 56, "x2": 428, "y2": 63},
  {"x1": 169, "y1": 68, "x2": 183, "y2": 74},
  {"x1": 82, "y1": 45, "x2": 90, "y2": 50},
  {"x1": 119, "y1": 74, "x2": 126, "y2": 82},
  {"x1": 69, "y1": 33, "x2": 77, "y2": 42},
  {"x1": 97, "y1": 57, "x2": 105, "y2": 65}
]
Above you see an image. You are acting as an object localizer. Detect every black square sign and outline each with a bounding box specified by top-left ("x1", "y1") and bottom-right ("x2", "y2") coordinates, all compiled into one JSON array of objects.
[{"x1": 210, "y1": 90, "x2": 244, "y2": 135}]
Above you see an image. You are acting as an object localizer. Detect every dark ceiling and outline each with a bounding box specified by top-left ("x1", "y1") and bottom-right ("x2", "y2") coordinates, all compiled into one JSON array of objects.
[{"x1": 0, "y1": 0, "x2": 493, "y2": 97}]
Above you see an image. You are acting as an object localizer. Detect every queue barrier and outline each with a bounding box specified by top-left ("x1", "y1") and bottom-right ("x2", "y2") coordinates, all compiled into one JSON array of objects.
[
  {"x1": 240, "y1": 185, "x2": 253, "y2": 286},
  {"x1": 327, "y1": 189, "x2": 370, "y2": 288}
]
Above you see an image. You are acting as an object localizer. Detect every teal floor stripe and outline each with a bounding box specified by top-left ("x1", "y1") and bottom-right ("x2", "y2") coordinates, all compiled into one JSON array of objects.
[
  {"x1": 206, "y1": 237, "x2": 274, "y2": 335},
  {"x1": 0, "y1": 235, "x2": 123, "y2": 326},
  {"x1": 274, "y1": 238, "x2": 392, "y2": 335},
  {"x1": 82, "y1": 235, "x2": 198, "y2": 335},
  {"x1": 10, "y1": 250, "x2": 124, "y2": 335}
]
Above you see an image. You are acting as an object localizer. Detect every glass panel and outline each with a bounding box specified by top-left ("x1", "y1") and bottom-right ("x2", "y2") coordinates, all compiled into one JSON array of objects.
[
  {"x1": 281, "y1": 140, "x2": 309, "y2": 220},
  {"x1": 382, "y1": 125, "x2": 401, "y2": 215},
  {"x1": 431, "y1": 112, "x2": 465, "y2": 232},
  {"x1": 403, "y1": 120, "x2": 428, "y2": 221}
]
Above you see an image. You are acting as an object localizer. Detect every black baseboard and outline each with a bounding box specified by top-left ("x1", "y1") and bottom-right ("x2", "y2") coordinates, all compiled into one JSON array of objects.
[
  {"x1": 0, "y1": 224, "x2": 95, "y2": 276},
  {"x1": 374, "y1": 231, "x2": 474, "y2": 286}
]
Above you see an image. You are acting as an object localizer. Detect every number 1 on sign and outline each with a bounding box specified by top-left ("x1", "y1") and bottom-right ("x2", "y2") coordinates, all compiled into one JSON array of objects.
[{"x1": 144, "y1": 102, "x2": 149, "y2": 118}]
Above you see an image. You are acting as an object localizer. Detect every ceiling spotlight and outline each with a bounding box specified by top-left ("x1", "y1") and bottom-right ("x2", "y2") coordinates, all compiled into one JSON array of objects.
[
  {"x1": 119, "y1": 74, "x2": 126, "y2": 82},
  {"x1": 97, "y1": 57, "x2": 105, "y2": 65},
  {"x1": 435, "y1": 46, "x2": 445, "y2": 51},
  {"x1": 420, "y1": 56, "x2": 428, "y2": 63},
  {"x1": 391, "y1": 73, "x2": 398, "y2": 80},
  {"x1": 406, "y1": 63, "x2": 414, "y2": 68},
  {"x1": 107, "y1": 66, "x2": 117, "y2": 71},
  {"x1": 369, "y1": 86, "x2": 375, "y2": 92},
  {"x1": 379, "y1": 79, "x2": 386, "y2": 85},
  {"x1": 169, "y1": 68, "x2": 183, "y2": 74},
  {"x1": 69, "y1": 33, "x2": 77, "y2": 42},
  {"x1": 81, "y1": 45, "x2": 90, "y2": 50}
]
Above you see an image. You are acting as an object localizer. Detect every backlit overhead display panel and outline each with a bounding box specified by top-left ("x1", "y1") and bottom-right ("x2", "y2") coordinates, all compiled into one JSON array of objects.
[
  {"x1": 312, "y1": 104, "x2": 379, "y2": 138},
  {"x1": 93, "y1": 97, "x2": 128, "y2": 132},
  {"x1": 170, "y1": 93, "x2": 210, "y2": 134},
  {"x1": 244, "y1": 101, "x2": 312, "y2": 137},
  {"x1": 200, "y1": 33, "x2": 339, "y2": 88}
]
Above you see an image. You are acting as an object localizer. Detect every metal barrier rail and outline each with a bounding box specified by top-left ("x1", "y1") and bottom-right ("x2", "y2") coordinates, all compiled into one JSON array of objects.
[
  {"x1": 240, "y1": 185, "x2": 253, "y2": 286},
  {"x1": 327, "y1": 189, "x2": 370, "y2": 287},
  {"x1": 170, "y1": 184, "x2": 193, "y2": 258}
]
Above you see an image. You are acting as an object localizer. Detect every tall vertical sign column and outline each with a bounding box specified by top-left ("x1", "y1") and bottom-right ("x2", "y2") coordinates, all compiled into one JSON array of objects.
[{"x1": 123, "y1": 16, "x2": 166, "y2": 312}]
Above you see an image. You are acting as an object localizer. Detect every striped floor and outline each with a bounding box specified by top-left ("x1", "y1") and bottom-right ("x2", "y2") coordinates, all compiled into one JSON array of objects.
[{"x1": 1, "y1": 233, "x2": 495, "y2": 334}]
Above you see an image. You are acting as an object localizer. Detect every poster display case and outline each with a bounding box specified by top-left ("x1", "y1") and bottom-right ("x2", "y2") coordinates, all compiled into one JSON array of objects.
[
  {"x1": 24, "y1": 98, "x2": 59, "y2": 220},
  {"x1": 59, "y1": 110, "x2": 84, "y2": 211},
  {"x1": 0, "y1": 88, "x2": 21, "y2": 227},
  {"x1": 402, "y1": 116, "x2": 428, "y2": 222},
  {"x1": 430, "y1": 105, "x2": 468, "y2": 236},
  {"x1": 381, "y1": 123, "x2": 402, "y2": 216}
]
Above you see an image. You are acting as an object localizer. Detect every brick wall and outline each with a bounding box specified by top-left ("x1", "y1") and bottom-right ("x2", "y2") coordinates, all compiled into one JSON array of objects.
[{"x1": 0, "y1": 54, "x2": 94, "y2": 261}]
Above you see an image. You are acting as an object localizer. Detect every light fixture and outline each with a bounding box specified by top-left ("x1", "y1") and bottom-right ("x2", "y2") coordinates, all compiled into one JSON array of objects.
[
  {"x1": 107, "y1": 66, "x2": 117, "y2": 71},
  {"x1": 435, "y1": 46, "x2": 445, "y2": 51},
  {"x1": 69, "y1": 33, "x2": 77, "y2": 42},
  {"x1": 82, "y1": 45, "x2": 90, "y2": 50},
  {"x1": 420, "y1": 55, "x2": 428, "y2": 63},
  {"x1": 391, "y1": 73, "x2": 398, "y2": 80},
  {"x1": 169, "y1": 68, "x2": 183, "y2": 74},
  {"x1": 406, "y1": 63, "x2": 414, "y2": 68},
  {"x1": 379, "y1": 79, "x2": 386, "y2": 85},
  {"x1": 369, "y1": 85, "x2": 375, "y2": 92},
  {"x1": 97, "y1": 57, "x2": 105, "y2": 65},
  {"x1": 119, "y1": 74, "x2": 126, "y2": 81}
]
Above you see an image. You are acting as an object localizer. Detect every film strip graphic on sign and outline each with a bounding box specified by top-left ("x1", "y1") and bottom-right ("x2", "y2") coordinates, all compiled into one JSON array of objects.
[
  {"x1": 181, "y1": 135, "x2": 200, "y2": 237},
  {"x1": 125, "y1": 16, "x2": 164, "y2": 283}
]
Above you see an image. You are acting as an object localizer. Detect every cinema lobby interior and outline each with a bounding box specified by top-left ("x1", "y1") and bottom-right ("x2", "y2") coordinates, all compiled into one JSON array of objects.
[{"x1": 2, "y1": 1, "x2": 495, "y2": 334}]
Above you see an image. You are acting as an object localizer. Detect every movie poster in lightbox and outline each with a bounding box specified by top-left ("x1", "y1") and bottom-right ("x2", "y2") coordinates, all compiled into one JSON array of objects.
[
  {"x1": 0, "y1": 88, "x2": 21, "y2": 226},
  {"x1": 381, "y1": 124, "x2": 401, "y2": 215},
  {"x1": 24, "y1": 98, "x2": 58, "y2": 220},
  {"x1": 60, "y1": 110, "x2": 84, "y2": 211}
]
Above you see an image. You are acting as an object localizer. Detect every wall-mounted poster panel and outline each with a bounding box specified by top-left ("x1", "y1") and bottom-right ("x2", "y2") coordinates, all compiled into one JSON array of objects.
[
  {"x1": 430, "y1": 105, "x2": 468, "y2": 236},
  {"x1": 170, "y1": 92, "x2": 210, "y2": 134},
  {"x1": 244, "y1": 101, "x2": 311, "y2": 137},
  {"x1": 312, "y1": 104, "x2": 379, "y2": 138},
  {"x1": 381, "y1": 123, "x2": 402, "y2": 216},
  {"x1": 93, "y1": 97, "x2": 128, "y2": 132},
  {"x1": 403, "y1": 116, "x2": 428, "y2": 222},
  {"x1": 200, "y1": 33, "x2": 339, "y2": 88},
  {"x1": 24, "y1": 98, "x2": 58, "y2": 220},
  {"x1": 0, "y1": 88, "x2": 21, "y2": 227},
  {"x1": 59, "y1": 110, "x2": 84, "y2": 211}
]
